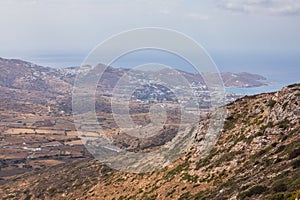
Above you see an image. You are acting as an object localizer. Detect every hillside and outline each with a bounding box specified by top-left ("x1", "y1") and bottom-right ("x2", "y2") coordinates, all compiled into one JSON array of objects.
[
  {"x1": 0, "y1": 57, "x2": 269, "y2": 114},
  {"x1": 0, "y1": 57, "x2": 268, "y2": 91},
  {"x1": 0, "y1": 57, "x2": 71, "y2": 93},
  {"x1": 0, "y1": 83, "x2": 299, "y2": 200}
]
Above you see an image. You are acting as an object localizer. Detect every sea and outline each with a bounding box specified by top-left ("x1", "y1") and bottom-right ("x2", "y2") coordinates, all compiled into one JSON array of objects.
[{"x1": 225, "y1": 82, "x2": 291, "y2": 95}]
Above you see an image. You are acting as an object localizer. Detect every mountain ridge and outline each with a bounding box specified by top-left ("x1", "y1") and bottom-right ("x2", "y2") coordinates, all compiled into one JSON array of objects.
[{"x1": 0, "y1": 57, "x2": 269, "y2": 91}]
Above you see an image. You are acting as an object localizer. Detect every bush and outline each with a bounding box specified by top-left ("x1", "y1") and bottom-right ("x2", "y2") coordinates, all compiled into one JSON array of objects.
[
  {"x1": 181, "y1": 173, "x2": 198, "y2": 183},
  {"x1": 194, "y1": 191, "x2": 204, "y2": 200},
  {"x1": 269, "y1": 193, "x2": 285, "y2": 200},
  {"x1": 166, "y1": 188, "x2": 176, "y2": 197},
  {"x1": 178, "y1": 192, "x2": 191, "y2": 200},
  {"x1": 278, "y1": 119, "x2": 290, "y2": 130},
  {"x1": 274, "y1": 145, "x2": 285, "y2": 154},
  {"x1": 224, "y1": 116, "x2": 236, "y2": 130},
  {"x1": 272, "y1": 182, "x2": 287, "y2": 193},
  {"x1": 251, "y1": 146, "x2": 272, "y2": 159},
  {"x1": 165, "y1": 162, "x2": 189, "y2": 179},
  {"x1": 239, "y1": 185, "x2": 267, "y2": 198},
  {"x1": 291, "y1": 159, "x2": 300, "y2": 169},
  {"x1": 288, "y1": 148, "x2": 300, "y2": 160},
  {"x1": 24, "y1": 195, "x2": 32, "y2": 200},
  {"x1": 267, "y1": 100, "x2": 276, "y2": 108},
  {"x1": 287, "y1": 83, "x2": 300, "y2": 88}
]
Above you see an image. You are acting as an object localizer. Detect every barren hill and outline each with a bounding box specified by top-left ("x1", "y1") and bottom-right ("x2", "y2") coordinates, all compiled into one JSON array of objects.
[{"x1": 1, "y1": 84, "x2": 299, "y2": 200}]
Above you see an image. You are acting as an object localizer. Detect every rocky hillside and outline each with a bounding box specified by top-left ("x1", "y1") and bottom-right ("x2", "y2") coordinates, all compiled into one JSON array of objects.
[
  {"x1": 0, "y1": 57, "x2": 71, "y2": 94},
  {"x1": 0, "y1": 57, "x2": 269, "y2": 91},
  {"x1": 0, "y1": 56, "x2": 269, "y2": 117},
  {"x1": 1, "y1": 84, "x2": 299, "y2": 200}
]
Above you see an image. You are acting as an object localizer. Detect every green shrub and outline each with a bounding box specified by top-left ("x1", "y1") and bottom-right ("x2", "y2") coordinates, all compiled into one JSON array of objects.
[
  {"x1": 288, "y1": 148, "x2": 300, "y2": 159},
  {"x1": 269, "y1": 193, "x2": 285, "y2": 200},
  {"x1": 260, "y1": 122, "x2": 274, "y2": 132},
  {"x1": 3, "y1": 194, "x2": 15, "y2": 200},
  {"x1": 239, "y1": 185, "x2": 267, "y2": 198},
  {"x1": 277, "y1": 119, "x2": 290, "y2": 130},
  {"x1": 291, "y1": 159, "x2": 300, "y2": 169},
  {"x1": 166, "y1": 188, "x2": 176, "y2": 197},
  {"x1": 287, "y1": 83, "x2": 300, "y2": 88},
  {"x1": 272, "y1": 182, "x2": 287, "y2": 193},
  {"x1": 24, "y1": 195, "x2": 32, "y2": 200},
  {"x1": 195, "y1": 149, "x2": 218, "y2": 170},
  {"x1": 118, "y1": 196, "x2": 125, "y2": 200},
  {"x1": 282, "y1": 102, "x2": 288, "y2": 110},
  {"x1": 181, "y1": 173, "x2": 198, "y2": 183},
  {"x1": 286, "y1": 190, "x2": 300, "y2": 200},
  {"x1": 224, "y1": 115, "x2": 237, "y2": 130},
  {"x1": 267, "y1": 100, "x2": 276, "y2": 108},
  {"x1": 165, "y1": 162, "x2": 189, "y2": 179},
  {"x1": 194, "y1": 191, "x2": 205, "y2": 200},
  {"x1": 48, "y1": 188, "x2": 56, "y2": 196},
  {"x1": 251, "y1": 146, "x2": 272, "y2": 159},
  {"x1": 178, "y1": 192, "x2": 191, "y2": 200},
  {"x1": 274, "y1": 145, "x2": 285, "y2": 154}
]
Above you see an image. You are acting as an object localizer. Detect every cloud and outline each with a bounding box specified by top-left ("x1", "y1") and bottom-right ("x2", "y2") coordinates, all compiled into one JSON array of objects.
[
  {"x1": 186, "y1": 13, "x2": 209, "y2": 20},
  {"x1": 218, "y1": 0, "x2": 300, "y2": 16},
  {"x1": 159, "y1": 10, "x2": 171, "y2": 15},
  {"x1": 0, "y1": 0, "x2": 299, "y2": 62},
  {"x1": 0, "y1": 0, "x2": 184, "y2": 55}
]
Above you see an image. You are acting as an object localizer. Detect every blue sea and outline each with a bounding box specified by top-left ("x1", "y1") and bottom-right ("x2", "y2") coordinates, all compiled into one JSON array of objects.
[{"x1": 225, "y1": 83, "x2": 289, "y2": 95}]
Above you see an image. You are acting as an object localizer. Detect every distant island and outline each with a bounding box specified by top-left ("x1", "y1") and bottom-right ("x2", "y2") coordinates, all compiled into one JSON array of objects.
[{"x1": 0, "y1": 57, "x2": 269, "y2": 90}]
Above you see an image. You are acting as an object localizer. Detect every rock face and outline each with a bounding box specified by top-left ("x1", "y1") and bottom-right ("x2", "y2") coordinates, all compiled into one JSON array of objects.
[{"x1": 1, "y1": 84, "x2": 299, "y2": 200}]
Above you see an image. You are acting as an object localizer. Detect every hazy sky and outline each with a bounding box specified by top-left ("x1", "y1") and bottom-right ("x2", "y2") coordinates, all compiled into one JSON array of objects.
[{"x1": 0, "y1": 0, "x2": 299, "y2": 75}]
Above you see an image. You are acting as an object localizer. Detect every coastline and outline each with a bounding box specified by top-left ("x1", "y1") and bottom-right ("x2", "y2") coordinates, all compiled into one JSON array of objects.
[{"x1": 225, "y1": 81, "x2": 292, "y2": 95}]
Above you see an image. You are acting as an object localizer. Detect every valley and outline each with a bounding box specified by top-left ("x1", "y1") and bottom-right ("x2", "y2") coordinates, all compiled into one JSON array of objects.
[{"x1": 0, "y1": 57, "x2": 298, "y2": 200}]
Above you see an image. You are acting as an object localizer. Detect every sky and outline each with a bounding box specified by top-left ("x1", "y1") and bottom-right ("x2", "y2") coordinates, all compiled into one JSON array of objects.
[{"x1": 0, "y1": 0, "x2": 299, "y2": 82}]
